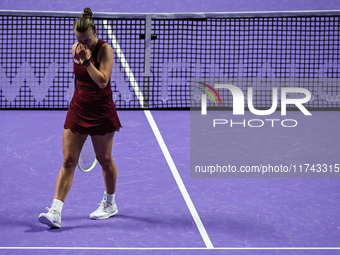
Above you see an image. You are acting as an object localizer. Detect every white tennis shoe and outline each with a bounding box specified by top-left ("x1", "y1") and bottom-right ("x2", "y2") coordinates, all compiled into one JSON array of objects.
[
  {"x1": 38, "y1": 207, "x2": 61, "y2": 228},
  {"x1": 90, "y1": 200, "x2": 118, "y2": 220}
]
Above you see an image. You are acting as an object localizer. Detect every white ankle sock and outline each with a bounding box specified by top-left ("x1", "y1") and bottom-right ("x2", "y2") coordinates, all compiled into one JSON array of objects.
[
  {"x1": 52, "y1": 199, "x2": 64, "y2": 212},
  {"x1": 104, "y1": 192, "x2": 115, "y2": 204}
]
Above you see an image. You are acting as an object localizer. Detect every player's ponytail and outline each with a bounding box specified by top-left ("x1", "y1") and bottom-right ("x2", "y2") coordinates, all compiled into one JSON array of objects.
[
  {"x1": 82, "y1": 8, "x2": 93, "y2": 19},
  {"x1": 74, "y1": 7, "x2": 96, "y2": 33}
]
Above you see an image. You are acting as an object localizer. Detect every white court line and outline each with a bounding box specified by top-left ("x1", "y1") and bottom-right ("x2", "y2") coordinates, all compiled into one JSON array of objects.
[
  {"x1": 1, "y1": 247, "x2": 340, "y2": 250},
  {"x1": 102, "y1": 20, "x2": 144, "y2": 107},
  {"x1": 144, "y1": 110, "x2": 213, "y2": 249},
  {"x1": 103, "y1": 20, "x2": 214, "y2": 249}
]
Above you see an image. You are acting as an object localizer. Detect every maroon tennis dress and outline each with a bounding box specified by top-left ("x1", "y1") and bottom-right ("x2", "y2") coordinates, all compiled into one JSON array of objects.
[{"x1": 64, "y1": 39, "x2": 122, "y2": 135}]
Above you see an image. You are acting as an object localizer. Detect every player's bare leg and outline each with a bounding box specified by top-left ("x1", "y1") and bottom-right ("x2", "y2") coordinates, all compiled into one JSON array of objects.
[
  {"x1": 90, "y1": 132, "x2": 118, "y2": 219},
  {"x1": 54, "y1": 128, "x2": 87, "y2": 202},
  {"x1": 38, "y1": 129, "x2": 87, "y2": 228}
]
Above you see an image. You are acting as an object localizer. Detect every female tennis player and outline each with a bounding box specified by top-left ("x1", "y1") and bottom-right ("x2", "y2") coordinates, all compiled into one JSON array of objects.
[{"x1": 38, "y1": 7, "x2": 122, "y2": 228}]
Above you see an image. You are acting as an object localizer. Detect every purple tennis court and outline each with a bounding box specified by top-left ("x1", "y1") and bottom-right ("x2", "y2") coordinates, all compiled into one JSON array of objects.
[
  {"x1": 1, "y1": 0, "x2": 340, "y2": 254},
  {"x1": 1, "y1": 110, "x2": 340, "y2": 255}
]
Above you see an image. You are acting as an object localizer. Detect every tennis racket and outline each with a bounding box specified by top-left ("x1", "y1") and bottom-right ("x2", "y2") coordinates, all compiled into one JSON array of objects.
[{"x1": 78, "y1": 136, "x2": 97, "y2": 172}]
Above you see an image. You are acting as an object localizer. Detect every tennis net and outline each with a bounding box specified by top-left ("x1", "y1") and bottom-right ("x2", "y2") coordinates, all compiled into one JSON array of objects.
[{"x1": 0, "y1": 10, "x2": 339, "y2": 109}]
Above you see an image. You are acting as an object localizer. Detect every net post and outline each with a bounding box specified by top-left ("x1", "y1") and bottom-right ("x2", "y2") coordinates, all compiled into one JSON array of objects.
[{"x1": 143, "y1": 14, "x2": 152, "y2": 109}]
